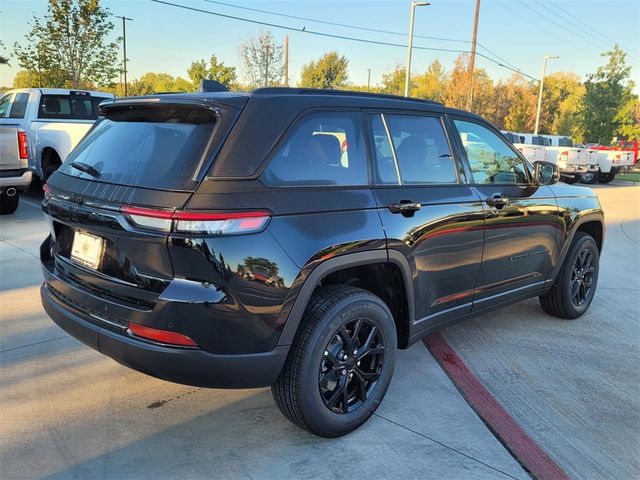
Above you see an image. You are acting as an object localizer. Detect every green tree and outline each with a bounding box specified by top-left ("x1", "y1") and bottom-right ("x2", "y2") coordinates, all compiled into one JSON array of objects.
[
  {"x1": 0, "y1": 41, "x2": 9, "y2": 66},
  {"x1": 14, "y1": 0, "x2": 119, "y2": 88},
  {"x1": 298, "y1": 51, "x2": 349, "y2": 89},
  {"x1": 13, "y1": 70, "x2": 42, "y2": 88},
  {"x1": 503, "y1": 76, "x2": 537, "y2": 133},
  {"x1": 444, "y1": 54, "x2": 472, "y2": 110},
  {"x1": 239, "y1": 30, "x2": 284, "y2": 88},
  {"x1": 187, "y1": 54, "x2": 237, "y2": 89},
  {"x1": 536, "y1": 72, "x2": 583, "y2": 134},
  {"x1": 380, "y1": 63, "x2": 408, "y2": 96},
  {"x1": 581, "y1": 46, "x2": 635, "y2": 144},
  {"x1": 413, "y1": 60, "x2": 448, "y2": 102},
  {"x1": 616, "y1": 96, "x2": 640, "y2": 140},
  {"x1": 126, "y1": 72, "x2": 192, "y2": 96}
]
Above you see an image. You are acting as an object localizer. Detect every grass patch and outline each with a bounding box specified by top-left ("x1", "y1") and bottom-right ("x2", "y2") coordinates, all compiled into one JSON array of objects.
[{"x1": 616, "y1": 172, "x2": 640, "y2": 182}]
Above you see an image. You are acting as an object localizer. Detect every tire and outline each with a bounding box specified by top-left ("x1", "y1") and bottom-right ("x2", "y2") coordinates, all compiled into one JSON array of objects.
[
  {"x1": 579, "y1": 172, "x2": 599, "y2": 184},
  {"x1": 539, "y1": 232, "x2": 599, "y2": 319},
  {"x1": 0, "y1": 192, "x2": 19, "y2": 215},
  {"x1": 597, "y1": 172, "x2": 616, "y2": 183},
  {"x1": 560, "y1": 174, "x2": 579, "y2": 184},
  {"x1": 272, "y1": 285, "x2": 397, "y2": 437}
]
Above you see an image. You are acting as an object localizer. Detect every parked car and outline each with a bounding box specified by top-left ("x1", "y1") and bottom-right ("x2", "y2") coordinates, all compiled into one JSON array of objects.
[
  {"x1": 0, "y1": 88, "x2": 114, "y2": 212},
  {"x1": 40, "y1": 88, "x2": 604, "y2": 437}
]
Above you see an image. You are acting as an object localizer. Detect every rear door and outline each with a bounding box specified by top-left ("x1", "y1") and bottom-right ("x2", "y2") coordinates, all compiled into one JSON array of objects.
[
  {"x1": 450, "y1": 117, "x2": 561, "y2": 308},
  {"x1": 368, "y1": 111, "x2": 485, "y2": 331},
  {"x1": 43, "y1": 98, "x2": 244, "y2": 325}
]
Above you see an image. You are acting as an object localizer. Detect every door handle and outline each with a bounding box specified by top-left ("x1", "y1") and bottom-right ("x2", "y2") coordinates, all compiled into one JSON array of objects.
[
  {"x1": 486, "y1": 194, "x2": 509, "y2": 209},
  {"x1": 388, "y1": 200, "x2": 422, "y2": 216}
]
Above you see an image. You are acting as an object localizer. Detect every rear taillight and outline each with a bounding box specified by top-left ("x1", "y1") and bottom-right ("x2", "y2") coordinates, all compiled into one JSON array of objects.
[
  {"x1": 120, "y1": 205, "x2": 271, "y2": 235},
  {"x1": 17, "y1": 131, "x2": 28, "y2": 160},
  {"x1": 128, "y1": 322, "x2": 198, "y2": 347}
]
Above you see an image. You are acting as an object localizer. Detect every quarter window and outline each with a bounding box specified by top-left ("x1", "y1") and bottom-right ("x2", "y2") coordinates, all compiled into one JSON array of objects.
[
  {"x1": 369, "y1": 113, "x2": 457, "y2": 185},
  {"x1": 454, "y1": 119, "x2": 530, "y2": 185},
  {"x1": 263, "y1": 112, "x2": 367, "y2": 186},
  {"x1": 0, "y1": 94, "x2": 11, "y2": 118}
]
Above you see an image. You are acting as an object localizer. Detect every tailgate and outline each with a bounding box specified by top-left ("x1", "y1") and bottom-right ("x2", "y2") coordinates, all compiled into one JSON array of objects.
[{"x1": 0, "y1": 124, "x2": 23, "y2": 170}]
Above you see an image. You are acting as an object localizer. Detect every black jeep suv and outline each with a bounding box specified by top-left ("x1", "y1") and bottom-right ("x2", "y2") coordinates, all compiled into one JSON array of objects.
[{"x1": 40, "y1": 88, "x2": 604, "y2": 437}]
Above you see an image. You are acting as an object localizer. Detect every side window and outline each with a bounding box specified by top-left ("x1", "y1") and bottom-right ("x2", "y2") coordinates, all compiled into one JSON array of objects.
[
  {"x1": 263, "y1": 112, "x2": 367, "y2": 186},
  {"x1": 0, "y1": 94, "x2": 12, "y2": 118},
  {"x1": 38, "y1": 95, "x2": 100, "y2": 120},
  {"x1": 9, "y1": 93, "x2": 29, "y2": 118},
  {"x1": 454, "y1": 119, "x2": 530, "y2": 185},
  {"x1": 369, "y1": 113, "x2": 457, "y2": 185}
]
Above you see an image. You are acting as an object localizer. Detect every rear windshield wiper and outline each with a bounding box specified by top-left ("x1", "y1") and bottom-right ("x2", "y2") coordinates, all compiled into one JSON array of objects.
[{"x1": 70, "y1": 161, "x2": 101, "y2": 178}]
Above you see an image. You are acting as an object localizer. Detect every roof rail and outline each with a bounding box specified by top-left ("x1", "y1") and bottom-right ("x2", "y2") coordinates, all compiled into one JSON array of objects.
[{"x1": 251, "y1": 87, "x2": 443, "y2": 105}]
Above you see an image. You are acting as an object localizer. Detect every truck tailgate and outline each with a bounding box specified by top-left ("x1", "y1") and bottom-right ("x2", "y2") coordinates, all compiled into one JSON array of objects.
[{"x1": 0, "y1": 124, "x2": 22, "y2": 170}]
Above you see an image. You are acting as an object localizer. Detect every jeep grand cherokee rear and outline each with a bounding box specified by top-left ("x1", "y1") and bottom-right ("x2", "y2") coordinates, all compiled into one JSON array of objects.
[{"x1": 42, "y1": 88, "x2": 603, "y2": 438}]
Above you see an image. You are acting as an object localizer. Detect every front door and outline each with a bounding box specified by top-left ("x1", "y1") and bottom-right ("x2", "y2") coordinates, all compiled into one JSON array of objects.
[
  {"x1": 367, "y1": 112, "x2": 485, "y2": 331},
  {"x1": 450, "y1": 118, "x2": 561, "y2": 309}
]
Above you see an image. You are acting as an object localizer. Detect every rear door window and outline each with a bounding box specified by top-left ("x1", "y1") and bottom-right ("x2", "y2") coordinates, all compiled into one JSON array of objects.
[
  {"x1": 9, "y1": 93, "x2": 29, "y2": 118},
  {"x1": 262, "y1": 112, "x2": 367, "y2": 186},
  {"x1": 58, "y1": 105, "x2": 217, "y2": 190},
  {"x1": 369, "y1": 113, "x2": 458, "y2": 185}
]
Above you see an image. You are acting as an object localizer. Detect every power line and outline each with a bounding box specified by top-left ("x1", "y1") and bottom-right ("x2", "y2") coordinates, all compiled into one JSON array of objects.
[
  {"x1": 546, "y1": 0, "x2": 640, "y2": 61},
  {"x1": 150, "y1": 0, "x2": 540, "y2": 81},
  {"x1": 532, "y1": 0, "x2": 640, "y2": 64},
  {"x1": 201, "y1": 0, "x2": 521, "y2": 71}
]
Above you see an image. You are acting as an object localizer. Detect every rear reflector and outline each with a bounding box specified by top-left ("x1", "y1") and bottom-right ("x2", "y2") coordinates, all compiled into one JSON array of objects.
[
  {"x1": 17, "y1": 131, "x2": 28, "y2": 160},
  {"x1": 128, "y1": 322, "x2": 198, "y2": 347},
  {"x1": 120, "y1": 205, "x2": 270, "y2": 235}
]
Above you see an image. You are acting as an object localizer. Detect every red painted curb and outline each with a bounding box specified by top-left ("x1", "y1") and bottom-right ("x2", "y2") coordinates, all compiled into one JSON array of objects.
[{"x1": 423, "y1": 332, "x2": 570, "y2": 480}]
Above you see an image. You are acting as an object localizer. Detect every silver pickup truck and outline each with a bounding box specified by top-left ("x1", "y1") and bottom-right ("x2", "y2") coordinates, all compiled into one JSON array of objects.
[{"x1": 0, "y1": 88, "x2": 114, "y2": 214}]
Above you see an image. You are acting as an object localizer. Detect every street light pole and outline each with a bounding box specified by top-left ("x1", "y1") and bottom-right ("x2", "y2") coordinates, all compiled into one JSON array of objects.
[
  {"x1": 117, "y1": 16, "x2": 133, "y2": 96},
  {"x1": 367, "y1": 68, "x2": 371, "y2": 91},
  {"x1": 534, "y1": 54, "x2": 559, "y2": 135},
  {"x1": 404, "y1": 1, "x2": 430, "y2": 97}
]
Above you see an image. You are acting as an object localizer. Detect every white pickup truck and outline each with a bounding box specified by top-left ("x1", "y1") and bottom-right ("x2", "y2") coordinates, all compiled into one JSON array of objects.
[
  {"x1": 0, "y1": 88, "x2": 113, "y2": 214},
  {"x1": 579, "y1": 144, "x2": 634, "y2": 184},
  {"x1": 501, "y1": 131, "x2": 546, "y2": 164}
]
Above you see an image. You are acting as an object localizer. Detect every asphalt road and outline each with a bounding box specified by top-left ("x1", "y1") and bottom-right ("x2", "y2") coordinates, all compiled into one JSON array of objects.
[{"x1": 1, "y1": 180, "x2": 638, "y2": 479}]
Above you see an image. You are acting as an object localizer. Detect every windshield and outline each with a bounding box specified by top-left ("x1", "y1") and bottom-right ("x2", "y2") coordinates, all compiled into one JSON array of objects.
[{"x1": 58, "y1": 105, "x2": 216, "y2": 190}]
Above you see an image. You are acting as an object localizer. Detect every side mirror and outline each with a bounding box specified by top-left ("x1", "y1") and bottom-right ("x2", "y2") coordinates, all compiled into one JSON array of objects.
[{"x1": 534, "y1": 161, "x2": 559, "y2": 185}]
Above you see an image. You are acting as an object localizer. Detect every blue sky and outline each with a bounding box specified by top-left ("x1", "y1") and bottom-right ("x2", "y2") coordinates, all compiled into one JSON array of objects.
[{"x1": 1, "y1": 0, "x2": 639, "y2": 90}]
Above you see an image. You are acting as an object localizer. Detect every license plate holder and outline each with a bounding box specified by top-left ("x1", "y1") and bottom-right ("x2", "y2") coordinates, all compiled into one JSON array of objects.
[{"x1": 70, "y1": 231, "x2": 104, "y2": 270}]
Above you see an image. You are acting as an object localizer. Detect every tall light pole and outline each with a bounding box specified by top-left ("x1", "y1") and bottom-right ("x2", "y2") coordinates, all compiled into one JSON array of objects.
[
  {"x1": 367, "y1": 68, "x2": 371, "y2": 91},
  {"x1": 116, "y1": 16, "x2": 133, "y2": 96},
  {"x1": 534, "y1": 54, "x2": 559, "y2": 135},
  {"x1": 404, "y1": 1, "x2": 430, "y2": 97}
]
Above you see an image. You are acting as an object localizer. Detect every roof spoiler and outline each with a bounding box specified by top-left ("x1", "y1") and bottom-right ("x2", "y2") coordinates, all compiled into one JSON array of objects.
[{"x1": 199, "y1": 80, "x2": 229, "y2": 93}]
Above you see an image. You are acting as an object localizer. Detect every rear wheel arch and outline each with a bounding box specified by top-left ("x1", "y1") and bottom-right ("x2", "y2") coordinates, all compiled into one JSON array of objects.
[
  {"x1": 278, "y1": 250, "x2": 414, "y2": 350},
  {"x1": 41, "y1": 147, "x2": 62, "y2": 180}
]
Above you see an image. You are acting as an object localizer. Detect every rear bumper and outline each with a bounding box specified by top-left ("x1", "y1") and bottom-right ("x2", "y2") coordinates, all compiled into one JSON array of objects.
[
  {"x1": 41, "y1": 282, "x2": 288, "y2": 388},
  {"x1": 0, "y1": 170, "x2": 32, "y2": 190}
]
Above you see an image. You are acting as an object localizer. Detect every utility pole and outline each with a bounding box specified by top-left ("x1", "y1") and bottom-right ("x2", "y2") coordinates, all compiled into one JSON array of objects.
[
  {"x1": 116, "y1": 16, "x2": 133, "y2": 96},
  {"x1": 404, "y1": 1, "x2": 430, "y2": 97},
  {"x1": 367, "y1": 69, "x2": 371, "y2": 91},
  {"x1": 467, "y1": 0, "x2": 481, "y2": 110},
  {"x1": 534, "y1": 54, "x2": 559, "y2": 135},
  {"x1": 284, "y1": 35, "x2": 289, "y2": 87}
]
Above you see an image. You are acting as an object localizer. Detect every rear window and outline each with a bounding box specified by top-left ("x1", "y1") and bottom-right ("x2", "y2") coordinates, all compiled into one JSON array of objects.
[
  {"x1": 58, "y1": 105, "x2": 216, "y2": 190},
  {"x1": 38, "y1": 94, "x2": 110, "y2": 120}
]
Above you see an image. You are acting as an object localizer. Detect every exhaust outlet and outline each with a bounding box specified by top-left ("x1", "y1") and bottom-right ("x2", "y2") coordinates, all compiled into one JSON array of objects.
[{"x1": 5, "y1": 187, "x2": 17, "y2": 197}]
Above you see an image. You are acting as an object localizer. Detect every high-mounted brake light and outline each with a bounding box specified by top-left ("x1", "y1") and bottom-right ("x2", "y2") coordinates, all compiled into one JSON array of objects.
[
  {"x1": 120, "y1": 205, "x2": 271, "y2": 235},
  {"x1": 17, "y1": 131, "x2": 28, "y2": 160},
  {"x1": 128, "y1": 322, "x2": 198, "y2": 347}
]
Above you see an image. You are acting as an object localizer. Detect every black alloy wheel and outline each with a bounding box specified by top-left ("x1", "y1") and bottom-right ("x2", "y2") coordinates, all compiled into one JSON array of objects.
[
  {"x1": 319, "y1": 318, "x2": 384, "y2": 414},
  {"x1": 570, "y1": 248, "x2": 595, "y2": 307}
]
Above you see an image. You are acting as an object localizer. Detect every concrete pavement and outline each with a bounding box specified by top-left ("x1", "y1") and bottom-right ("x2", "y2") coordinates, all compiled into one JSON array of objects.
[
  {"x1": 0, "y1": 196, "x2": 526, "y2": 479},
  {"x1": 442, "y1": 181, "x2": 640, "y2": 480}
]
